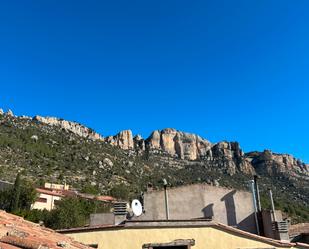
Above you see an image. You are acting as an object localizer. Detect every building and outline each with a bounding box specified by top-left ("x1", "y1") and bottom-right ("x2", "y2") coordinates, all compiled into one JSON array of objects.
[
  {"x1": 89, "y1": 183, "x2": 292, "y2": 238},
  {"x1": 59, "y1": 219, "x2": 309, "y2": 249},
  {"x1": 31, "y1": 183, "x2": 116, "y2": 211},
  {"x1": 0, "y1": 210, "x2": 92, "y2": 249},
  {"x1": 290, "y1": 223, "x2": 309, "y2": 244},
  {"x1": 0, "y1": 180, "x2": 13, "y2": 191},
  {"x1": 141, "y1": 184, "x2": 257, "y2": 233}
]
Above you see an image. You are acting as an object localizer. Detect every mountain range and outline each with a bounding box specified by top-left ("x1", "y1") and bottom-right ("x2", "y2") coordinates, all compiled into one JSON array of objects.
[{"x1": 0, "y1": 108, "x2": 308, "y2": 222}]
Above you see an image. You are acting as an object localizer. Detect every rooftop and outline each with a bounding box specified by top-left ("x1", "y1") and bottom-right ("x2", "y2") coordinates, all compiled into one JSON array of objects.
[
  {"x1": 36, "y1": 187, "x2": 116, "y2": 202},
  {"x1": 58, "y1": 219, "x2": 309, "y2": 248},
  {"x1": 0, "y1": 210, "x2": 91, "y2": 249}
]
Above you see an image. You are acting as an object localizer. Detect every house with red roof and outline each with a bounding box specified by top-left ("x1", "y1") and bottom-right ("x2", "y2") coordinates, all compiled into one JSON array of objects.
[{"x1": 31, "y1": 183, "x2": 116, "y2": 211}]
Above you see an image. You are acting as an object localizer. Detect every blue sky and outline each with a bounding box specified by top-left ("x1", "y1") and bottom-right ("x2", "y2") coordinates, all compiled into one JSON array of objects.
[{"x1": 0, "y1": 1, "x2": 308, "y2": 162}]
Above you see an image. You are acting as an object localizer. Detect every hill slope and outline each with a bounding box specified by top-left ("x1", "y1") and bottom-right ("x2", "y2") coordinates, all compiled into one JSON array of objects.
[{"x1": 0, "y1": 110, "x2": 308, "y2": 222}]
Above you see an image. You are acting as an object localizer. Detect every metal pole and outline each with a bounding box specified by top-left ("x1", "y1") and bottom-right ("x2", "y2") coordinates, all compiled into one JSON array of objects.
[
  {"x1": 268, "y1": 189, "x2": 277, "y2": 221},
  {"x1": 249, "y1": 180, "x2": 260, "y2": 235},
  {"x1": 254, "y1": 175, "x2": 261, "y2": 212},
  {"x1": 163, "y1": 179, "x2": 169, "y2": 220}
]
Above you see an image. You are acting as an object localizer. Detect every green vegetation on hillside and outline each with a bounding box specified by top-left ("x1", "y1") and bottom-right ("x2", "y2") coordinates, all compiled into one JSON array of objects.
[{"x1": 0, "y1": 114, "x2": 308, "y2": 224}]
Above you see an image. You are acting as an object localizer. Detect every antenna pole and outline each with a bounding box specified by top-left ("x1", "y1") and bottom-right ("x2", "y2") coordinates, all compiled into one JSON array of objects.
[
  {"x1": 163, "y1": 179, "x2": 169, "y2": 220},
  {"x1": 268, "y1": 189, "x2": 277, "y2": 221},
  {"x1": 249, "y1": 180, "x2": 260, "y2": 235},
  {"x1": 253, "y1": 175, "x2": 261, "y2": 212}
]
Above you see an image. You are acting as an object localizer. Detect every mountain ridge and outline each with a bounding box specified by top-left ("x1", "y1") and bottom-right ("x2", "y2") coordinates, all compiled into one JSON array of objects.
[
  {"x1": 0, "y1": 108, "x2": 308, "y2": 222},
  {"x1": 1, "y1": 108, "x2": 307, "y2": 178}
]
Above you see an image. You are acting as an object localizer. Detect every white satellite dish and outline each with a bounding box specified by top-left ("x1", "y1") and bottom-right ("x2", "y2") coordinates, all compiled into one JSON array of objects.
[{"x1": 131, "y1": 199, "x2": 143, "y2": 216}]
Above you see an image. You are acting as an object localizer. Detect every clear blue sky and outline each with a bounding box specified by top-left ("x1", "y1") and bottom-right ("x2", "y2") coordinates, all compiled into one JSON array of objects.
[{"x1": 0, "y1": 1, "x2": 308, "y2": 162}]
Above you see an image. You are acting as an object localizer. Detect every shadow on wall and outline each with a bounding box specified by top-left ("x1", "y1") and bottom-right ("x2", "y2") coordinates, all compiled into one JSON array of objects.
[
  {"x1": 201, "y1": 190, "x2": 257, "y2": 233},
  {"x1": 200, "y1": 189, "x2": 237, "y2": 226},
  {"x1": 202, "y1": 204, "x2": 214, "y2": 219},
  {"x1": 238, "y1": 213, "x2": 257, "y2": 234},
  {"x1": 221, "y1": 190, "x2": 237, "y2": 226}
]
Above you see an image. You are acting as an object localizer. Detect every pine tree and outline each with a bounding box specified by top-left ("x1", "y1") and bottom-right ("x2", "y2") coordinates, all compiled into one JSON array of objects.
[{"x1": 10, "y1": 173, "x2": 21, "y2": 212}]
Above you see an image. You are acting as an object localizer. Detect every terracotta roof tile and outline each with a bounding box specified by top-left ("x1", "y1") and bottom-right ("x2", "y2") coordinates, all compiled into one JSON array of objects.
[
  {"x1": 0, "y1": 241, "x2": 20, "y2": 249},
  {"x1": 0, "y1": 210, "x2": 91, "y2": 249},
  {"x1": 36, "y1": 188, "x2": 116, "y2": 203}
]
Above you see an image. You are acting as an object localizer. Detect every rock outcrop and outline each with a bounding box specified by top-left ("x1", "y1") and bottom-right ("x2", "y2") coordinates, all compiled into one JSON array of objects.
[
  {"x1": 105, "y1": 130, "x2": 134, "y2": 150},
  {"x1": 146, "y1": 128, "x2": 212, "y2": 160},
  {"x1": 248, "y1": 150, "x2": 308, "y2": 176},
  {"x1": 104, "y1": 128, "x2": 307, "y2": 177},
  {"x1": 2, "y1": 108, "x2": 307, "y2": 177},
  {"x1": 6, "y1": 109, "x2": 14, "y2": 117},
  {"x1": 134, "y1": 134, "x2": 145, "y2": 151},
  {"x1": 33, "y1": 115, "x2": 103, "y2": 141}
]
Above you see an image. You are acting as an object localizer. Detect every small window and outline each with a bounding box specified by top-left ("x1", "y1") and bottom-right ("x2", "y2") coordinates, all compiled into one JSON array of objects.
[
  {"x1": 54, "y1": 200, "x2": 61, "y2": 205},
  {"x1": 87, "y1": 244, "x2": 98, "y2": 248},
  {"x1": 153, "y1": 246, "x2": 187, "y2": 249},
  {"x1": 143, "y1": 239, "x2": 195, "y2": 249},
  {"x1": 36, "y1": 197, "x2": 47, "y2": 203}
]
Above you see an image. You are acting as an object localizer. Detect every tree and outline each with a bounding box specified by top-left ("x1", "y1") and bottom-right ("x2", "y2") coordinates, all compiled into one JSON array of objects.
[
  {"x1": 81, "y1": 183, "x2": 99, "y2": 195},
  {"x1": 0, "y1": 173, "x2": 37, "y2": 213},
  {"x1": 10, "y1": 173, "x2": 21, "y2": 212},
  {"x1": 18, "y1": 179, "x2": 37, "y2": 210},
  {"x1": 45, "y1": 197, "x2": 92, "y2": 229},
  {"x1": 0, "y1": 188, "x2": 12, "y2": 210},
  {"x1": 109, "y1": 184, "x2": 129, "y2": 200}
]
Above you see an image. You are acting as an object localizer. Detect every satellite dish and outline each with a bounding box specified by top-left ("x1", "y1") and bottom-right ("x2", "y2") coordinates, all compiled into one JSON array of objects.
[{"x1": 131, "y1": 199, "x2": 143, "y2": 216}]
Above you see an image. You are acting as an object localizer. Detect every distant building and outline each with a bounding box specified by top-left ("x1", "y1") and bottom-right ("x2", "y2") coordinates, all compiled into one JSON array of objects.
[
  {"x1": 31, "y1": 182, "x2": 116, "y2": 211},
  {"x1": 0, "y1": 180, "x2": 13, "y2": 191},
  {"x1": 44, "y1": 182, "x2": 70, "y2": 190}
]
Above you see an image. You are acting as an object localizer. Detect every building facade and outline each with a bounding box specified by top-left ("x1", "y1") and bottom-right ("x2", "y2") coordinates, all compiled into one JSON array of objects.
[
  {"x1": 141, "y1": 184, "x2": 257, "y2": 233},
  {"x1": 59, "y1": 220, "x2": 309, "y2": 249}
]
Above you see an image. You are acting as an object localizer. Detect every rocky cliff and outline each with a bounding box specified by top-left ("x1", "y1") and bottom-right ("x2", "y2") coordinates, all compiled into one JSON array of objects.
[
  {"x1": 0, "y1": 108, "x2": 308, "y2": 223},
  {"x1": 1, "y1": 109, "x2": 308, "y2": 178},
  {"x1": 32, "y1": 115, "x2": 103, "y2": 141},
  {"x1": 103, "y1": 127, "x2": 308, "y2": 177}
]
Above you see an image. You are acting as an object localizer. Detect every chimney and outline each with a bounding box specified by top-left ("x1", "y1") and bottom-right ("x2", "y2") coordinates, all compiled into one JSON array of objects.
[
  {"x1": 261, "y1": 189, "x2": 290, "y2": 241},
  {"x1": 113, "y1": 202, "x2": 127, "y2": 225}
]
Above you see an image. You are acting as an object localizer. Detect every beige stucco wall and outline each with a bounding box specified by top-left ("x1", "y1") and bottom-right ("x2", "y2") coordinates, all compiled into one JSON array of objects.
[
  {"x1": 66, "y1": 226, "x2": 297, "y2": 249},
  {"x1": 142, "y1": 184, "x2": 256, "y2": 233},
  {"x1": 31, "y1": 193, "x2": 61, "y2": 211}
]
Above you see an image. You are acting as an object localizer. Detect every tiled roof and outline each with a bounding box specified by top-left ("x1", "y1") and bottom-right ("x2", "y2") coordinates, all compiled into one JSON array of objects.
[
  {"x1": 36, "y1": 188, "x2": 116, "y2": 202},
  {"x1": 76, "y1": 193, "x2": 116, "y2": 202},
  {"x1": 36, "y1": 188, "x2": 76, "y2": 198},
  {"x1": 0, "y1": 210, "x2": 91, "y2": 249}
]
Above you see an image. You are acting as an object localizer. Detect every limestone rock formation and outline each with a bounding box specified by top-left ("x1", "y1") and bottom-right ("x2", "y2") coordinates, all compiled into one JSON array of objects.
[
  {"x1": 105, "y1": 130, "x2": 134, "y2": 150},
  {"x1": 147, "y1": 130, "x2": 161, "y2": 150},
  {"x1": 6, "y1": 109, "x2": 14, "y2": 117},
  {"x1": 145, "y1": 128, "x2": 212, "y2": 160},
  {"x1": 33, "y1": 115, "x2": 103, "y2": 141},
  {"x1": 104, "y1": 128, "x2": 308, "y2": 177},
  {"x1": 134, "y1": 134, "x2": 145, "y2": 151},
  {"x1": 1, "y1": 108, "x2": 306, "y2": 178},
  {"x1": 248, "y1": 150, "x2": 308, "y2": 176}
]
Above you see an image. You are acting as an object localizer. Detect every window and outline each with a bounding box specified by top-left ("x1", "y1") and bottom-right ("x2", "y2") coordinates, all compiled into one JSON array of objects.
[
  {"x1": 153, "y1": 246, "x2": 187, "y2": 249},
  {"x1": 87, "y1": 244, "x2": 98, "y2": 248},
  {"x1": 143, "y1": 239, "x2": 195, "y2": 249},
  {"x1": 36, "y1": 197, "x2": 47, "y2": 203},
  {"x1": 54, "y1": 200, "x2": 61, "y2": 205}
]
